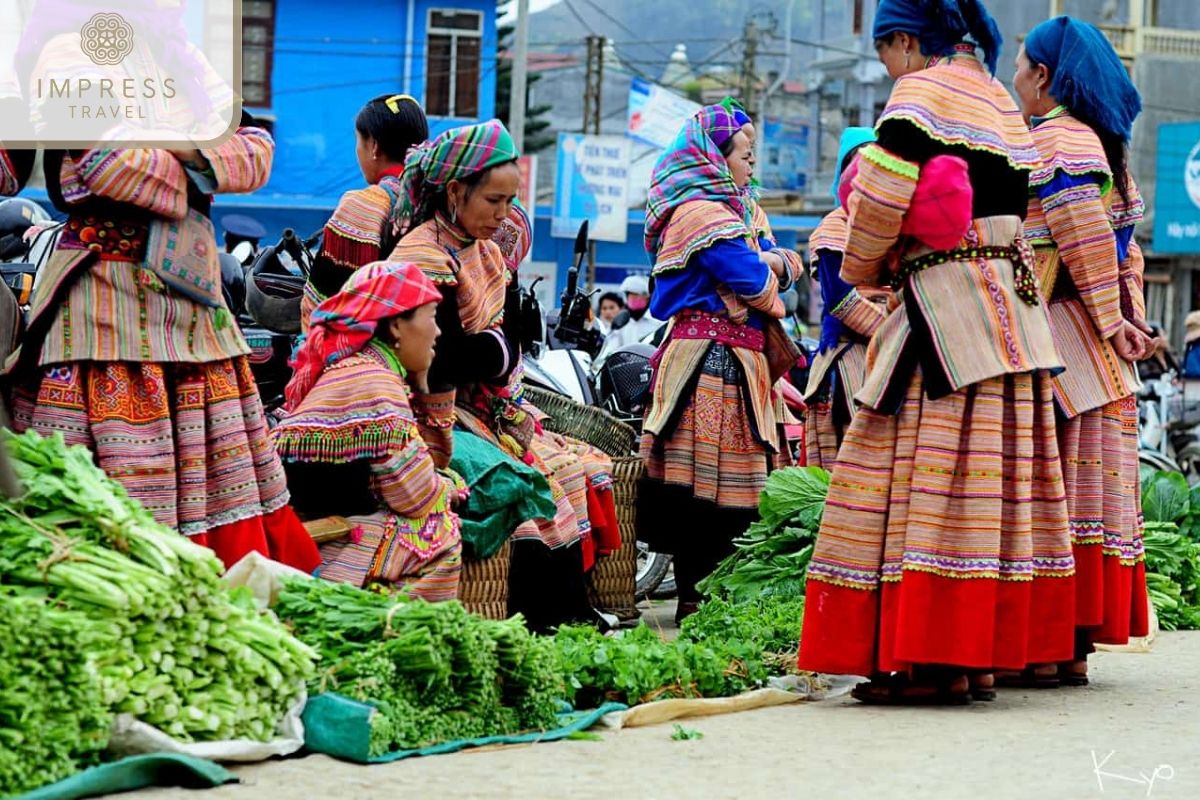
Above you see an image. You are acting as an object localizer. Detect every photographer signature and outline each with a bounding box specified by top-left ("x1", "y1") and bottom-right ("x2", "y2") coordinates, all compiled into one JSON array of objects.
[{"x1": 1092, "y1": 750, "x2": 1175, "y2": 796}]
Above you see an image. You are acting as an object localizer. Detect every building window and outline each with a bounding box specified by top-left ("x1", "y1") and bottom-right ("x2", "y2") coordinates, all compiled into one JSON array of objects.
[
  {"x1": 426, "y1": 9, "x2": 483, "y2": 118},
  {"x1": 242, "y1": 0, "x2": 275, "y2": 107}
]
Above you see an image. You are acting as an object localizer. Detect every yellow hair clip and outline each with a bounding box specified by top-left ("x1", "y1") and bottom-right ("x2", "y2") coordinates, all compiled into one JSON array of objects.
[{"x1": 384, "y1": 94, "x2": 417, "y2": 114}]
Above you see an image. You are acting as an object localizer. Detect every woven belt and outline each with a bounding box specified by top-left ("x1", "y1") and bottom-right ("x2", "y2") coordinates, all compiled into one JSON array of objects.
[
  {"x1": 671, "y1": 310, "x2": 765, "y2": 351},
  {"x1": 890, "y1": 241, "x2": 1040, "y2": 306}
]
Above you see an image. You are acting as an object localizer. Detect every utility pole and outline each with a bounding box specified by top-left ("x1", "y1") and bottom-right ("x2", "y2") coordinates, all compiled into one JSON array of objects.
[
  {"x1": 582, "y1": 34, "x2": 605, "y2": 290},
  {"x1": 740, "y1": 19, "x2": 759, "y2": 116},
  {"x1": 508, "y1": 0, "x2": 530, "y2": 147}
]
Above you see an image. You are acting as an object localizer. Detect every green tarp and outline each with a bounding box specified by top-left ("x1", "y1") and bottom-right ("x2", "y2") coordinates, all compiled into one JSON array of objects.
[
  {"x1": 16, "y1": 754, "x2": 235, "y2": 800},
  {"x1": 301, "y1": 692, "x2": 626, "y2": 764}
]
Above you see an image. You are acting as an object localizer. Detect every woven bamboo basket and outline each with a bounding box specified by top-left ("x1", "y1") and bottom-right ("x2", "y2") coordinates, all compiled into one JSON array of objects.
[
  {"x1": 590, "y1": 455, "x2": 643, "y2": 619},
  {"x1": 459, "y1": 539, "x2": 512, "y2": 620},
  {"x1": 522, "y1": 385, "x2": 636, "y2": 458}
]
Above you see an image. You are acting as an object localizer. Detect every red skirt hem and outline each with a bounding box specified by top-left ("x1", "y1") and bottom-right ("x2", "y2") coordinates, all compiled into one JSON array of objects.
[{"x1": 192, "y1": 505, "x2": 321, "y2": 574}]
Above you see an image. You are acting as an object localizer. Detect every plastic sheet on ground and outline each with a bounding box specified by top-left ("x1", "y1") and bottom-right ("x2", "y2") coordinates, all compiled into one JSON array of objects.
[
  {"x1": 16, "y1": 753, "x2": 236, "y2": 800},
  {"x1": 301, "y1": 693, "x2": 628, "y2": 764},
  {"x1": 222, "y1": 550, "x2": 314, "y2": 609},
  {"x1": 105, "y1": 691, "x2": 307, "y2": 763},
  {"x1": 595, "y1": 674, "x2": 858, "y2": 731}
]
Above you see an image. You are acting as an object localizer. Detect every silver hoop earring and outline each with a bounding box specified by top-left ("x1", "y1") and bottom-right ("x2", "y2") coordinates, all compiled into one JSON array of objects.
[
  {"x1": 904, "y1": 51, "x2": 911, "y2": 69},
  {"x1": 1036, "y1": 88, "x2": 1041, "y2": 100}
]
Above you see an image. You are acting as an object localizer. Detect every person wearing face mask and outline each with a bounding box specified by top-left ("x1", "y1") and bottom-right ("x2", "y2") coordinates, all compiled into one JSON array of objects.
[
  {"x1": 1010, "y1": 15, "x2": 1154, "y2": 688},
  {"x1": 797, "y1": 0, "x2": 1074, "y2": 705},
  {"x1": 300, "y1": 94, "x2": 430, "y2": 332},
  {"x1": 273, "y1": 261, "x2": 466, "y2": 600},
  {"x1": 594, "y1": 274, "x2": 662, "y2": 366},
  {"x1": 389, "y1": 120, "x2": 618, "y2": 631},
  {"x1": 638, "y1": 105, "x2": 802, "y2": 624}
]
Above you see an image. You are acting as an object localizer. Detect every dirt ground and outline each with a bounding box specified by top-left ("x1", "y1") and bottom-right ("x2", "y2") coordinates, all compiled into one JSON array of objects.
[{"x1": 137, "y1": 623, "x2": 1200, "y2": 800}]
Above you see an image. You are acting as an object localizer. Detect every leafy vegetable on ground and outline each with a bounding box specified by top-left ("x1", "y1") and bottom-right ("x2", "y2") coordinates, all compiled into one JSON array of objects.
[
  {"x1": 0, "y1": 430, "x2": 317, "y2": 789},
  {"x1": 274, "y1": 578, "x2": 562, "y2": 756},
  {"x1": 699, "y1": 467, "x2": 830, "y2": 601},
  {"x1": 0, "y1": 592, "x2": 115, "y2": 796},
  {"x1": 1140, "y1": 470, "x2": 1200, "y2": 630},
  {"x1": 552, "y1": 596, "x2": 806, "y2": 708}
]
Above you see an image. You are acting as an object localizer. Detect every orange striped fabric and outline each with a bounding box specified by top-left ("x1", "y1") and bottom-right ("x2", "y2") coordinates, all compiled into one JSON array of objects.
[
  {"x1": 389, "y1": 217, "x2": 509, "y2": 334},
  {"x1": 806, "y1": 207, "x2": 848, "y2": 273},
  {"x1": 20, "y1": 128, "x2": 274, "y2": 367},
  {"x1": 1025, "y1": 113, "x2": 1141, "y2": 417}
]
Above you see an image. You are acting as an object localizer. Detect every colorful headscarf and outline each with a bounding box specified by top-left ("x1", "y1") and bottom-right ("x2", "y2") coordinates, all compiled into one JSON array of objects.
[
  {"x1": 286, "y1": 261, "x2": 442, "y2": 410},
  {"x1": 1024, "y1": 16, "x2": 1142, "y2": 141},
  {"x1": 399, "y1": 119, "x2": 519, "y2": 219},
  {"x1": 832, "y1": 127, "x2": 877, "y2": 207},
  {"x1": 873, "y1": 0, "x2": 1003, "y2": 75},
  {"x1": 645, "y1": 104, "x2": 748, "y2": 260},
  {"x1": 719, "y1": 96, "x2": 753, "y2": 130}
]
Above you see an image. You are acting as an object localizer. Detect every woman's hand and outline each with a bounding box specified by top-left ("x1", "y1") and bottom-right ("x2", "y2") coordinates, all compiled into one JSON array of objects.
[
  {"x1": 408, "y1": 369, "x2": 431, "y2": 394},
  {"x1": 1132, "y1": 319, "x2": 1167, "y2": 360},
  {"x1": 169, "y1": 148, "x2": 207, "y2": 170},
  {"x1": 759, "y1": 250, "x2": 787, "y2": 278},
  {"x1": 1110, "y1": 321, "x2": 1151, "y2": 363}
]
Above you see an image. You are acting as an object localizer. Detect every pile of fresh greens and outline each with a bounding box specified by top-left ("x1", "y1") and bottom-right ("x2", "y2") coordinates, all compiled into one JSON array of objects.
[
  {"x1": 699, "y1": 467, "x2": 830, "y2": 601},
  {"x1": 1140, "y1": 470, "x2": 1200, "y2": 630},
  {"x1": 0, "y1": 591, "x2": 116, "y2": 796},
  {"x1": 274, "y1": 578, "x2": 561, "y2": 756},
  {"x1": 0, "y1": 430, "x2": 317, "y2": 789},
  {"x1": 552, "y1": 596, "x2": 806, "y2": 708}
]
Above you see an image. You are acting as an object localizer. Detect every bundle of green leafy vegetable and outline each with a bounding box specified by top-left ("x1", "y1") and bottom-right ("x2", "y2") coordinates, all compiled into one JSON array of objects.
[
  {"x1": 1140, "y1": 470, "x2": 1200, "y2": 630},
  {"x1": 0, "y1": 430, "x2": 317, "y2": 756},
  {"x1": 552, "y1": 596, "x2": 806, "y2": 707},
  {"x1": 0, "y1": 591, "x2": 116, "y2": 796},
  {"x1": 699, "y1": 467, "x2": 830, "y2": 601},
  {"x1": 274, "y1": 578, "x2": 561, "y2": 756}
]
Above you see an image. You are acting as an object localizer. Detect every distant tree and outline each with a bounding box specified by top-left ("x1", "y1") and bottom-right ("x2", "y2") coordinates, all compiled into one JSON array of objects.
[{"x1": 496, "y1": 3, "x2": 555, "y2": 153}]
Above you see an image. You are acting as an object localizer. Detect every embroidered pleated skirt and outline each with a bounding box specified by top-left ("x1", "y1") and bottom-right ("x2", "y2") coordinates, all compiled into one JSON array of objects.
[
  {"x1": 799, "y1": 369, "x2": 1077, "y2": 675},
  {"x1": 803, "y1": 341, "x2": 869, "y2": 471},
  {"x1": 12, "y1": 356, "x2": 321, "y2": 573},
  {"x1": 1057, "y1": 395, "x2": 1150, "y2": 646}
]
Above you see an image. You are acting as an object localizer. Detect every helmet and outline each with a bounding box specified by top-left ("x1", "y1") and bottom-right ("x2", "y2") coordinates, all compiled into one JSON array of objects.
[
  {"x1": 0, "y1": 198, "x2": 51, "y2": 261},
  {"x1": 619, "y1": 274, "x2": 649, "y2": 295},
  {"x1": 245, "y1": 240, "x2": 305, "y2": 335},
  {"x1": 597, "y1": 342, "x2": 656, "y2": 418},
  {"x1": 219, "y1": 251, "x2": 247, "y2": 317}
]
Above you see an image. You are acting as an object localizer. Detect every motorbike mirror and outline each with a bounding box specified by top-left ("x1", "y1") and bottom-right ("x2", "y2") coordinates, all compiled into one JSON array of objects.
[{"x1": 573, "y1": 220, "x2": 589, "y2": 255}]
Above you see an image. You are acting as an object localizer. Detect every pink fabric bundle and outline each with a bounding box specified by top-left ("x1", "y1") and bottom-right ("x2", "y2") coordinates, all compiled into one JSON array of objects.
[{"x1": 839, "y1": 153, "x2": 973, "y2": 251}]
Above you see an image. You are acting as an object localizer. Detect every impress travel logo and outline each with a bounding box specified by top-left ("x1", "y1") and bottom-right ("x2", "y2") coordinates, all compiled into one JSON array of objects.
[
  {"x1": 0, "y1": 0, "x2": 242, "y2": 147},
  {"x1": 80, "y1": 12, "x2": 135, "y2": 66}
]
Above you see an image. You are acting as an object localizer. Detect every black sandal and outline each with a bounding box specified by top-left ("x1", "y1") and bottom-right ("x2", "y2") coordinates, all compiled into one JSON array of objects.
[
  {"x1": 969, "y1": 673, "x2": 997, "y2": 702},
  {"x1": 994, "y1": 666, "x2": 1060, "y2": 689},
  {"x1": 850, "y1": 672, "x2": 971, "y2": 706}
]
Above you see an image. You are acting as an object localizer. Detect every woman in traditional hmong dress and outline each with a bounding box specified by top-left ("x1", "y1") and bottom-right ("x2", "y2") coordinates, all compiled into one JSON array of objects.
[
  {"x1": 803, "y1": 128, "x2": 889, "y2": 469},
  {"x1": 639, "y1": 105, "x2": 803, "y2": 624},
  {"x1": 389, "y1": 120, "x2": 617, "y2": 630},
  {"x1": 797, "y1": 0, "x2": 1075, "y2": 704},
  {"x1": 4, "y1": 7, "x2": 319, "y2": 573},
  {"x1": 272, "y1": 262, "x2": 464, "y2": 600},
  {"x1": 299, "y1": 94, "x2": 429, "y2": 332},
  {"x1": 1011, "y1": 16, "x2": 1153, "y2": 686}
]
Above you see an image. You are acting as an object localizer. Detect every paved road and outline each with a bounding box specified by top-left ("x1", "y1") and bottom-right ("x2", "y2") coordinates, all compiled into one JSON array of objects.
[{"x1": 137, "y1": 628, "x2": 1200, "y2": 799}]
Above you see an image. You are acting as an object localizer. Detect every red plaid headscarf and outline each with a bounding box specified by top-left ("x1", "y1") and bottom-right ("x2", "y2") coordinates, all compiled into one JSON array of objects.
[{"x1": 285, "y1": 261, "x2": 442, "y2": 410}]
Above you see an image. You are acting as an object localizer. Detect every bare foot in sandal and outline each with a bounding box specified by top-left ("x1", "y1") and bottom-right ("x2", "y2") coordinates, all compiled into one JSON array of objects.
[
  {"x1": 1058, "y1": 659, "x2": 1089, "y2": 686},
  {"x1": 851, "y1": 672, "x2": 971, "y2": 705}
]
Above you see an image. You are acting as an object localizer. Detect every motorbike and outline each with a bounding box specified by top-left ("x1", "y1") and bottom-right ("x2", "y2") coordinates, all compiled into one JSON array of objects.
[{"x1": 1137, "y1": 341, "x2": 1200, "y2": 481}]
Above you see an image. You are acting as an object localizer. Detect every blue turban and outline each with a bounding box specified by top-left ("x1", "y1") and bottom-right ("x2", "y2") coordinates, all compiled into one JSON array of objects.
[
  {"x1": 873, "y1": 0, "x2": 1003, "y2": 75},
  {"x1": 1024, "y1": 15, "x2": 1142, "y2": 141},
  {"x1": 832, "y1": 127, "x2": 877, "y2": 207}
]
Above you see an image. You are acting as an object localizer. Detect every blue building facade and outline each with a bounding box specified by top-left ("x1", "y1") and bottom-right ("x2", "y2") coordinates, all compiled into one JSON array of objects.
[{"x1": 217, "y1": 0, "x2": 497, "y2": 220}]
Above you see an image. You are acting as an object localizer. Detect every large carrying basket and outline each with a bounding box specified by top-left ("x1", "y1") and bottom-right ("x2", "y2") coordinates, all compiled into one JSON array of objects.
[
  {"x1": 458, "y1": 539, "x2": 512, "y2": 620},
  {"x1": 521, "y1": 384, "x2": 642, "y2": 620}
]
